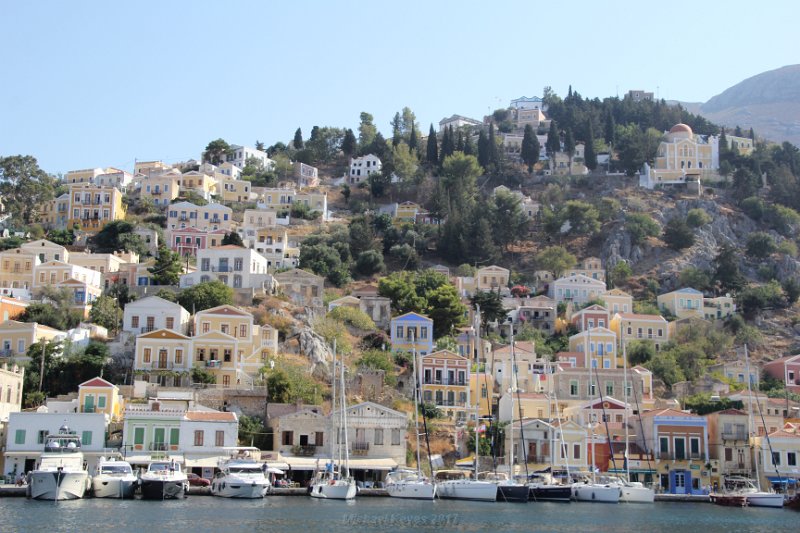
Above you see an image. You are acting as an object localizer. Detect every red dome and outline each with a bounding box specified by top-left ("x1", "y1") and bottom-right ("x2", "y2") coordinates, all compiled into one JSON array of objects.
[{"x1": 669, "y1": 123, "x2": 693, "y2": 135}]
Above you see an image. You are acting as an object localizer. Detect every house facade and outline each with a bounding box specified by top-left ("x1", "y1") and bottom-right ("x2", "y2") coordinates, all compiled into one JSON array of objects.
[
  {"x1": 389, "y1": 312, "x2": 434, "y2": 356},
  {"x1": 550, "y1": 274, "x2": 606, "y2": 306},
  {"x1": 179, "y1": 246, "x2": 271, "y2": 289},
  {"x1": 273, "y1": 269, "x2": 324, "y2": 308},
  {"x1": 610, "y1": 312, "x2": 670, "y2": 353},
  {"x1": 568, "y1": 327, "x2": 618, "y2": 369},
  {"x1": 77, "y1": 377, "x2": 123, "y2": 421},
  {"x1": 166, "y1": 202, "x2": 233, "y2": 232},
  {"x1": 420, "y1": 350, "x2": 470, "y2": 423},
  {"x1": 40, "y1": 183, "x2": 125, "y2": 232},
  {"x1": 475, "y1": 265, "x2": 510, "y2": 292},
  {"x1": 658, "y1": 288, "x2": 705, "y2": 319},
  {"x1": 348, "y1": 155, "x2": 382, "y2": 184},
  {"x1": 705, "y1": 409, "x2": 752, "y2": 480},
  {"x1": 122, "y1": 296, "x2": 191, "y2": 336}
]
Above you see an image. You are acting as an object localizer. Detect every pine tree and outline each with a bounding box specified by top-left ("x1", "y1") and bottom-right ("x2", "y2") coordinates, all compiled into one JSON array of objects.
[
  {"x1": 521, "y1": 124, "x2": 540, "y2": 173},
  {"x1": 426, "y1": 124, "x2": 439, "y2": 165},
  {"x1": 149, "y1": 245, "x2": 183, "y2": 286},
  {"x1": 342, "y1": 128, "x2": 357, "y2": 157},
  {"x1": 391, "y1": 112, "x2": 402, "y2": 146},
  {"x1": 585, "y1": 120, "x2": 597, "y2": 171},
  {"x1": 448, "y1": 126, "x2": 456, "y2": 156},
  {"x1": 293, "y1": 128, "x2": 303, "y2": 150}
]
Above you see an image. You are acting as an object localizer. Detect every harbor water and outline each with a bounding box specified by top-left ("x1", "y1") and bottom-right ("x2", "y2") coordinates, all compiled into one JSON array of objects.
[{"x1": 1, "y1": 496, "x2": 797, "y2": 532}]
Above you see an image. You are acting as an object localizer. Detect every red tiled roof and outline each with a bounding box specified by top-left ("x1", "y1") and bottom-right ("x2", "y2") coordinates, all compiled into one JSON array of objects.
[{"x1": 80, "y1": 377, "x2": 115, "y2": 388}]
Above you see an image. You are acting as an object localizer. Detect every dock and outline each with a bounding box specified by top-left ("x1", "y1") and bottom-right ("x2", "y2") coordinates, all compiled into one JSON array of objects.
[
  {"x1": 0, "y1": 485, "x2": 27, "y2": 497},
  {"x1": 654, "y1": 494, "x2": 710, "y2": 503}
]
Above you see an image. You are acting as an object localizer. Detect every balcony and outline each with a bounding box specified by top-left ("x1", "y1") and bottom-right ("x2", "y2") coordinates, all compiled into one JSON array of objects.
[
  {"x1": 351, "y1": 441, "x2": 370, "y2": 456},
  {"x1": 152, "y1": 362, "x2": 173, "y2": 370},
  {"x1": 140, "y1": 326, "x2": 156, "y2": 333},
  {"x1": 423, "y1": 378, "x2": 466, "y2": 386},
  {"x1": 0, "y1": 349, "x2": 13, "y2": 357},
  {"x1": 149, "y1": 442, "x2": 168, "y2": 451},
  {"x1": 722, "y1": 432, "x2": 749, "y2": 441},
  {"x1": 293, "y1": 445, "x2": 318, "y2": 457},
  {"x1": 658, "y1": 452, "x2": 706, "y2": 461},
  {"x1": 212, "y1": 265, "x2": 230, "y2": 272}
]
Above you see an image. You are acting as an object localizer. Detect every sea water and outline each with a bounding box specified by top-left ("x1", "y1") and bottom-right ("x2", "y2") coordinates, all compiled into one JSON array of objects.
[{"x1": 1, "y1": 496, "x2": 796, "y2": 532}]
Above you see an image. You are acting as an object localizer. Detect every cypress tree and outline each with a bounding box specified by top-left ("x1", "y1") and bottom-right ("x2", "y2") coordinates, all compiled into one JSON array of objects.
[
  {"x1": 585, "y1": 120, "x2": 597, "y2": 171},
  {"x1": 439, "y1": 127, "x2": 451, "y2": 165},
  {"x1": 487, "y1": 123, "x2": 499, "y2": 167},
  {"x1": 521, "y1": 124, "x2": 540, "y2": 173},
  {"x1": 564, "y1": 128, "x2": 575, "y2": 157},
  {"x1": 426, "y1": 124, "x2": 438, "y2": 165},
  {"x1": 604, "y1": 112, "x2": 616, "y2": 145},
  {"x1": 463, "y1": 133, "x2": 475, "y2": 156},
  {"x1": 293, "y1": 128, "x2": 303, "y2": 150},
  {"x1": 546, "y1": 121, "x2": 560, "y2": 157},
  {"x1": 456, "y1": 130, "x2": 465, "y2": 152},
  {"x1": 408, "y1": 123, "x2": 418, "y2": 152},
  {"x1": 749, "y1": 127, "x2": 755, "y2": 141},
  {"x1": 342, "y1": 128, "x2": 357, "y2": 157},
  {"x1": 477, "y1": 130, "x2": 489, "y2": 168}
]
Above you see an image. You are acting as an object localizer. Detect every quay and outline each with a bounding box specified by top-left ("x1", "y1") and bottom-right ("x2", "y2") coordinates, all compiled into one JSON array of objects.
[{"x1": 654, "y1": 494, "x2": 710, "y2": 503}]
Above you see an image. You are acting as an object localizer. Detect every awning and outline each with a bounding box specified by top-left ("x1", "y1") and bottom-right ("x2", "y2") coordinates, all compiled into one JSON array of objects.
[
  {"x1": 767, "y1": 476, "x2": 797, "y2": 485},
  {"x1": 280, "y1": 456, "x2": 398, "y2": 471},
  {"x1": 124, "y1": 454, "x2": 185, "y2": 465},
  {"x1": 184, "y1": 455, "x2": 223, "y2": 468},
  {"x1": 267, "y1": 462, "x2": 290, "y2": 471}
]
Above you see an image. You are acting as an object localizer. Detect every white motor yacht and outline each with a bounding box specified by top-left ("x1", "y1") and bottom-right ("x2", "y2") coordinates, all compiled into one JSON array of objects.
[
  {"x1": 29, "y1": 425, "x2": 91, "y2": 501},
  {"x1": 435, "y1": 470, "x2": 497, "y2": 502},
  {"x1": 139, "y1": 460, "x2": 188, "y2": 500},
  {"x1": 385, "y1": 469, "x2": 436, "y2": 500},
  {"x1": 92, "y1": 457, "x2": 137, "y2": 499},
  {"x1": 211, "y1": 460, "x2": 270, "y2": 498}
]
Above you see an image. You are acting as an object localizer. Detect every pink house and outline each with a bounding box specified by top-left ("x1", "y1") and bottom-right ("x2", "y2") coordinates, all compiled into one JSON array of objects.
[
  {"x1": 570, "y1": 304, "x2": 610, "y2": 332},
  {"x1": 763, "y1": 355, "x2": 800, "y2": 393},
  {"x1": 167, "y1": 228, "x2": 228, "y2": 257}
]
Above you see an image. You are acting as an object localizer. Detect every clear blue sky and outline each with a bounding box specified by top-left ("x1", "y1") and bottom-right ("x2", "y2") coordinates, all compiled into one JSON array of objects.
[{"x1": 2, "y1": 0, "x2": 797, "y2": 174}]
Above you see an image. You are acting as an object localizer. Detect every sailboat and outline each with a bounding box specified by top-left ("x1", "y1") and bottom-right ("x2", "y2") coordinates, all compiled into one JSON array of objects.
[
  {"x1": 609, "y1": 335, "x2": 654, "y2": 503},
  {"x1": 386, "y1": 332, "x2": 436, "y2": 500},
  {"x1": 572, "y1": 328, "x2": 621, "y2": 503},
  {"x1": 309, "y1": 340, "x2": 357, "y2": 500},
  {"x1": 435, "y1": 305, "x2": 498, "y2": 502}
]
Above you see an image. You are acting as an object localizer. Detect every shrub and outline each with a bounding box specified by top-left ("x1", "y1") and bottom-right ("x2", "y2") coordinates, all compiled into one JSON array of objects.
[
  {"x1": 328, "y1": 306, "x2": 376, "y2": 331},
  {"x1": 685, "y1": 208, "x2": 711, "y2": 228},
  {"x1": 663, "y1": 217, "x2": 695, "y2": 250},
  {"x1": 626, "y1": 213, "x2": 660, "y2": 245},
  {"x1": 745, "y1": 232, "x2": 776, "y2": 258}
]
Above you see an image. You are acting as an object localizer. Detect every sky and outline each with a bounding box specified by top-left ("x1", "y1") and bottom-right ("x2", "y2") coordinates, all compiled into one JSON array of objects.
[{"x1": 2, "y1": 0, "x2": 798, "y2": 174}]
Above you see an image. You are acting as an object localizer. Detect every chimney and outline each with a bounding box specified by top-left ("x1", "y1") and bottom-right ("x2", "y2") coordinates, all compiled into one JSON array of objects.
[{"x1": 152, "y1": 401, "x2": 160, "y2": 412}]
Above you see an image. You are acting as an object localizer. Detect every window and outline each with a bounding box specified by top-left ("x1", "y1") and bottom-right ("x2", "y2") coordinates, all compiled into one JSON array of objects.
[
  {"x1": 605, "y1": 382, "x2": 613, "y2": 396},
  {"x1": 674, "y1": 437, "x2": 686, "y2": 460},
  {"x1": 282, "y1": 431, "x2": 293, "y2": 446},
  {"x1": 81, "y1": 431, "x2": 92, "y2": 446},
  {"x1": 194, "y1": 430, "x2": 204, "y2": 446},
  {"x1": 131, "y1": 316, "x2": 139, "y2": 328},
  {"x1": 38, "y1": 430, "x2": 48, "y2": 444},
  {"x1": 659, "y1": 436, "x2": 669, "y2": 455},
  {"x1": 724, "y1": 448, "x2": 733, "y2": 462},
  {"x1": 690, "y1": 437, "x2": 700, "y2": 457},
  {"x1": 146, "y1": 316, "x2": 155, "y2": 331},
  {"x1": 788, "y1": 452, "x2": 796, "y2": 466},
  {"x1": 570, "y1": 380, "x2": 578, "y2": 396},
  {"x1": 239, "y1": 325, "x2": 247, "y2": 338},
  {"x1": 392, "y1": 428, "x2": 401, "y2": 445},
  {"x1": 97, "y1": 395, "x2": 106, "y2": 408},
  {"x1": 419, "y1": 326, "x2": 428, "y2": 339},
  {"x1": 170, "y1": 428, "x2": 179, "y2": 446},
  {"x1": 14, "y1": 429, "x2": 25, "y2": 444},
  {"x1": 215, "y1": 430, "x2": 224, "y2": 447},
  {"x1": 166, "y1": 317, "x2": 174, "y2": 330},
  {"x1": 315, "y1": 432, "x2": 324, "y2": 446},
  {"x1": 573, "y1": 444, "x2": 581, "y2": 459},
  {"x1": 396, "y1": 326, "x2": 403, "y2": 338},
  {"x1": 202, "y1": 322, "x2": 210, "y2": 333},
  {"x1": 197, "y1": 348, "x2": 205, "y2": 361},
  {"x1": 772, "y1": 451, "x2": 781, "y2": 466},
  {"x1": 143, "y1": 348, "x2": 151, "y2": 363},
  {"x1": 374, "y1": 428, "x2": 384, "y2": 445},
  {"x1": 175, "y1": 349, "x2": 183, "y2": 365},
  {"x1": 134, "y1": 427, "x2": 144, "y2": 445}
]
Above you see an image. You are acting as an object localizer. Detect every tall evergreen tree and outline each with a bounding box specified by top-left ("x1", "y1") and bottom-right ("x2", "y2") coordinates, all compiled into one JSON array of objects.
[
  {"x1": 293, "y1": 128, "x2": 304, "y2": 150},
  {"x1": 520, "y1": 124, "x2": 540, "y2": 173},
  {"x1": 149, "y1": 245, "x2": 183, "y2": 286},
  {"x1": 408, "y1": 124, "x2": 418, "y2": 152},
  {"x1": 749, "y1": 127, "x2": 755, "y2": 141},
  {"x1": 463, "y1": 132, "x2": 475, "y2": 156},
  {"x1": 426, "y1": 124, "x2": 439, "y2": 165},
  {"x1": 455, "y1": 130, "x2": 465, "y2": 152},
  {"x1": 734, "y1": 125, "x2": 743, "y2": 137},
  {"x1": 546, "y1": 121, "x2": 560, "y2": 158},
  {"x1": 342, "y1": 128, "x2": 357, "y2": 157},
  {"x1": 604, "y1": 112, "x2": 616, "y2": 146},
  {"x1": 487, "y1": 123, "x2": 499, "y2": 168},
  {"x1": 391, "y1": 112, "x2": 402, "y2": 147},
  {"x1": 477, "y1": 130, "x2": 489, "y2": 168},
  {"x1": 564, "y1": 128, "x2": 576, "y2": 157},
  {"x1": 439, "y1": 127, "x2": 451, "y2": 165},
  {"x1": 585, "y1": 120, "x2": 597, "y2": 171}
]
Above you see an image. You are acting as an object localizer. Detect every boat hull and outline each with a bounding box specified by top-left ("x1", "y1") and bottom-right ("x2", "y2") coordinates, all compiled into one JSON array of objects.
[
  {"x1": 140, "y1": 479, "x2": 186, "y2": 500},
  {"x1": 496, "y1": 484, "x2": 529, "y2": 503},
  {"x1": 710, "y1": 493, "x2": 749, "y2": 507},
  {"x1": 309, "y1": 480, "x2": 357, "y2": 500},
  {"x1": 29, "y1": 471, "x2": 89, "y2": 501},
  {"x1": 619, "y1": 485, "x2": 655, "y2": 503},
  {"x1": 92, "y1": 476, "x2": 138, "y2": 499},
  {"x1": 529, "y1": 485, "x2": 573, "y2": 502},
  {"x1": 573, "y1": 484, "x2": 621, "y2": 503},
  {"x1": 746, "y1": 493, "x2": 784, "y2": 508},
  {"x1": 386, "y1": 481, "x2": 436, "y2": 500},
  {"x1": 211, "y1": 478, "x2": 269, "y2": 498},
  {"x1": 437, "y1": 480, "x2": 497, "y2": 502}
]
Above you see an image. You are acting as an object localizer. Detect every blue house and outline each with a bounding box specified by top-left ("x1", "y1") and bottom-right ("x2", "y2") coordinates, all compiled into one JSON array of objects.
[{"x1": 389, "y1": 312, "x2": 434, "y2": 356}]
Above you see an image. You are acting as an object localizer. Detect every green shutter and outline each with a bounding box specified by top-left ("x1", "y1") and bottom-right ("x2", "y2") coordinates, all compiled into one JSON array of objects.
[
  {"x1": 170, "y1": 428, "x2": 180, "y2": 445},
  {"x1": 14, "y1": 429, "x2": 25, "y2": 444},
  {"x1": 134, "y1": 427, "x2": 145, "y2": 445},
  {"x1": 81, "y1": 431, "x2": 92, "y2": 446},
  {"x1": 97, "y1": 395, "x2": 106, "y2": 408}
]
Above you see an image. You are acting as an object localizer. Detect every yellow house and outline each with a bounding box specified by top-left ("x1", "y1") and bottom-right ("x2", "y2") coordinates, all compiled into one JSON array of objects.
[
  {"x1": 64, "y1": 167, "x2": 104, "y2": 184},
  {"x1": 394, "y1": 202, "x2": 420, "y2": 225},
  {"x1": 657, "y1": 288, "x2": 704, "y2": 319},
  {"x1": 568, "y1": 327, "x2": 618, "y2": 368},
  {"x1": 601, "y1": 288, "x2": 633, "y2": 314},
  {"x1": 610, "y1": 312, "x2": 669, "y2": 355},
  {"x1": 136, "y1": 171, "x2": 180, "y2": 206},
  {"x1": 0, "y1": 248, "x2": 37, "y2": 292},
  {"x1": 134, "y1": 329, "x2": 192, "y2": 385},
  {"x1": 475, "y1": 265, "x2": 510, "y2": 292},
  {"x1": 41, "y1": 183, "x2": 125, "y2": 232},
  {"x1": 703, "y1": 295, "x2": 736, "y2": 320},
  {"x1": 650, "y1": 123, "x2": 716, "y2": 183},
  {"x1": 177, "y1": 170, "x2": 217, "y2": 197},
  {"x1": 78, "y1": 376, "x2": 123, "y2": 420},
  {"x1": 217, "y1": 176, "x2": 252, "y2": 203},
  {"x1": 134, "y1": 160, "x2": 171, "y2": 176},
  {"x1": 470, "y1": 372, "x2": 494, "y2": 420},
  {"x1": 0, "y1": 320, "x2": 66, "y2": 360}
]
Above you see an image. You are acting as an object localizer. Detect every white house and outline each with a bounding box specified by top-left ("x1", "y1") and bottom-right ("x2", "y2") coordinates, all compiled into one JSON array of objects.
[
  {"x1": 224, "y1": 145, "x2": 274, "y2": 171},
  {"x1": 180, "y1": 410, "x2": 239, "y2": 476},
  {"x1": 122, "y1": 296, "x2": 191, "y2": 336},
  {"x1": 348, "y1": 155, "x2": 382, "y2": 184},
  {"x1": 166, "y1": 202, "x2": 233, "y2": 232},
  {"x1": 3, "y1": 411, "x2": 107, "y2": 476},
  {"x1": 550, "y1": 274, "x2": 607, "y2": 306},
  {"x1": 337, "y1": 401, "x2": 407, "y2": 465},
  {"x1": 179, "y1": 246, "x2": 271, "y2": 289}
]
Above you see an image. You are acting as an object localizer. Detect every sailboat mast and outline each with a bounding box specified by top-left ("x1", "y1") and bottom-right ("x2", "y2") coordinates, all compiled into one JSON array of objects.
[
  {"x1": 474, "y1": 304, "x2": 481, "y2": 479},
  {"x1": 509, "y1": 327, "x2": 516, "y2": 477},
  {"x1": 744, "y1": 344, "x2": 760, "y2": 490},
  {"x1": 330, "y1": 339, "x2": 337, "y2": 467},
  {"x1": 341, "y1": 349, "x2": 350, "y2": 478},
  {"x1": 623, "y1": 326, "x2": 630, "y2": 480},
  {"x1": 411, "y1": 331, "x2": 422, "y2": 477},
  {"x1": 589, "y1": 327, "x2": 596, "y2": 482}
]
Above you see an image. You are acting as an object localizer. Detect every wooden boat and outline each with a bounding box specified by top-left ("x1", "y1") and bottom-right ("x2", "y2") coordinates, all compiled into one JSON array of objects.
[{"x1": 709, "y1": 493, "x2": 749, "y2": 507}]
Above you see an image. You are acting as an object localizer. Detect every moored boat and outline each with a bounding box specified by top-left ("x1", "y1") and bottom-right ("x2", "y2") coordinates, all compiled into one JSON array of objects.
[
  {"x1": 211, "y1": 459, "x2": 270, "y2": 499},
  {"x1": 92, "y1": 457, "x2": 137, "y2": 499},
  {"x1": 139, "y1": 460, "x2": 188, "y2": 500},
  {"x1": 28, "y1": 425, "x2": 91, "y2": 501},
  {"x1": 385, "y1": 469, "x2": 436, "y2": 500},
  {"x1": 434, "y1": 470, "x2": 497, "y2": 502}
]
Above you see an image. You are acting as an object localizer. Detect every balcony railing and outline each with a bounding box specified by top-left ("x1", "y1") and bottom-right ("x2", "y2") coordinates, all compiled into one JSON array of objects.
[
  {"x1": 722, "y1": 432, "x2": 748, "y2": 441},
  {"x1": 294, "y1": 445, "x2": 318, "y2": 457},
  {"x1": 149, "y1": 442, "x2": 168, "y2": 451},
  {"x1": 351, "y1": 441, "x2": 370, "y2": 455},
  {"x1": 0, "y1": 349, "x2": 13, "y2": 357},
  {"x1": 658, "y1": 452, "x2": 706, "y2": 461},
  {"x1": 423, "y1": 379, "x2": 466, "y2": 386}
]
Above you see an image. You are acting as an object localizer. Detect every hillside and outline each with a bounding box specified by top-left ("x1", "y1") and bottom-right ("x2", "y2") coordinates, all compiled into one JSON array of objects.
[{"x1": 683, "y1": 65, "x2": 800, "y2": 146}]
